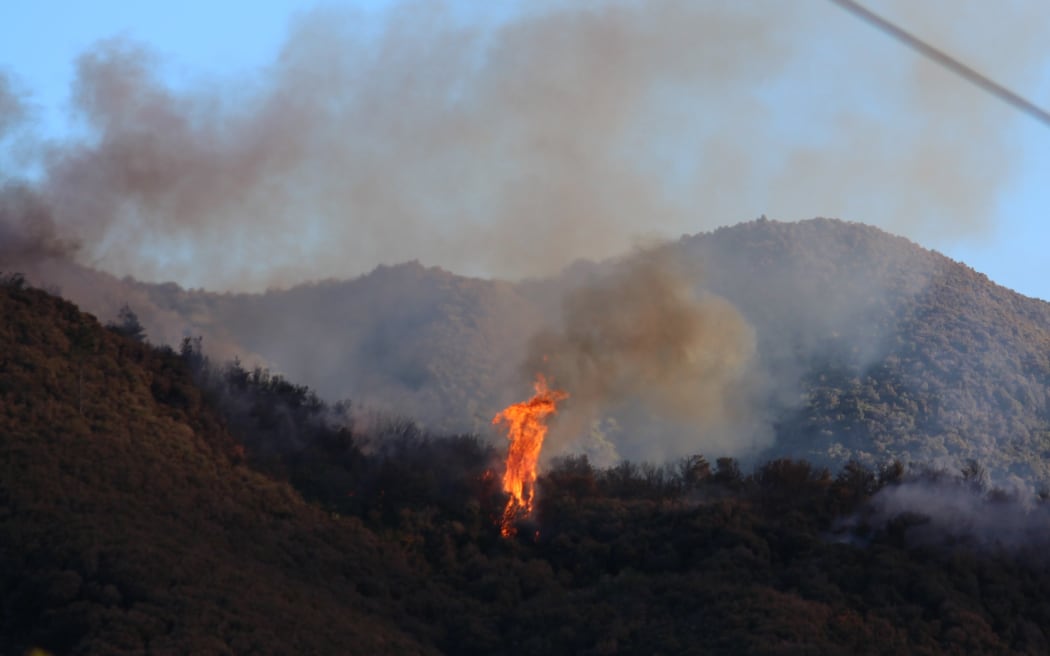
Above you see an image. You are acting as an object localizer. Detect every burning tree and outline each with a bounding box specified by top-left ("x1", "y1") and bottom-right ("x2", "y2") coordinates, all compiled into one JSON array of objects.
[{"x1": 492, "y1": 375, "x2": 568, "y2": 537}]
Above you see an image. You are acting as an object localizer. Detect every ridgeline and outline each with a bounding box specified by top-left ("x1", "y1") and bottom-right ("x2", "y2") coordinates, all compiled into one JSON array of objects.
[{"x1": 4, "y1": 268, "x2": 1050, "y2": 654}]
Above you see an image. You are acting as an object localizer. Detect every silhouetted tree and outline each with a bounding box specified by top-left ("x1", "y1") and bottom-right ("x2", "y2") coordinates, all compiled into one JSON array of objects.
[
  {"x1": 831, "y1": 460, "x2": 877, "y2": 513},
  {"x1": 543, "y1": 455, "x2": 598, "y2": 499},
  {"x1": 677, "y1": 454, "x2": 712, "y2": 490},
  {"x1": 0, "y1": 272, "x2": 27, "y2": 289},
  {"x1": 179, "y1": 336, "x2": 207, "y2": 373},
  {"x1": 107, "y1": 304, "x2": 146, "y2": 342},
  {"x1": 713, "y1": 457, "x2": 743, "y2": 488},
  {"x1": 878, "y1": 460, "x2": 906, "y2": 488}
]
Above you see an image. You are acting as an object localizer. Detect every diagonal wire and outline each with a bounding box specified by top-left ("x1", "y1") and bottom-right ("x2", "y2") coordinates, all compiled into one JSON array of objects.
[{"x1": 829, "y1": 0, "x2": 1050, "y2": 128}]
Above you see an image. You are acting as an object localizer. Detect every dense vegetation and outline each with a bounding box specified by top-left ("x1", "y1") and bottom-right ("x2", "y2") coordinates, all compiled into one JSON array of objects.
[
  {"x1": 180, "y1": 218, "x2": 1050, "y2": 484},
  {"x1": 685, "y1": 218, "x2": 1050, "y2": 481},
  {"x1": 0, "y1": 277, "x2": 431, "y2": 654},
  {"x1": 4, "y1": 275, "x2": 1050, "y2": 654},
  {"x1": 18, "y1": 219, "x2": 1050, "y2": 482}
]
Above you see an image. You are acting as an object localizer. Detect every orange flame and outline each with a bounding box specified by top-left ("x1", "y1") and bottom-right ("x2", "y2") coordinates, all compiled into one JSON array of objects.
[{"x1": 492, "y1": 375, "x2": 568, "y2": 537}]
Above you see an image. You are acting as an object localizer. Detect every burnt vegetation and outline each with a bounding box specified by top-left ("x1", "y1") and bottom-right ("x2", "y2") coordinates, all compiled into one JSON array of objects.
[{"x1": 4, "y1": 276, "x2": 1050, "y2": 654}]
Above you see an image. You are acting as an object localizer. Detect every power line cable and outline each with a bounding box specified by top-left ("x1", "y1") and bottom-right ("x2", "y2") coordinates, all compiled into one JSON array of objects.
[{"x1": 828, "y1": 0, "x2": 1050, "y2": 128}]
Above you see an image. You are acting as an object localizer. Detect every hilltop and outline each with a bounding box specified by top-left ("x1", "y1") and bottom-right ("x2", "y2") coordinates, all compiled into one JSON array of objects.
[
  {"x1": 10, "y1": 218, "x2": 1050, "y2": 483},
  {"x1": 686, "y1": 219, "x2": 1050, "y2": 480}
]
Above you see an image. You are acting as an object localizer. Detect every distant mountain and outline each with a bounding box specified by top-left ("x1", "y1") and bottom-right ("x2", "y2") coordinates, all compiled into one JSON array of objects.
[
  {"x1": 10, "y1": 218, "x2": 1050, "y2": 483},
  {"x1": 681, "y1": 218, "x2": 1050, "y2": 481},
  {"x1": 188, "y1": 262, "x2": 546, "y2": 434}
]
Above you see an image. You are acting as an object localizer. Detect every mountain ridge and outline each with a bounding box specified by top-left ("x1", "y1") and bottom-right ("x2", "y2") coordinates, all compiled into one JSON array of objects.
[
  {"x1": 7, "y1": 217, "x2": 1050, "y2": 483},
  {"x1": 6, "y1": 246, "x2": 1050, "y2": 653}
]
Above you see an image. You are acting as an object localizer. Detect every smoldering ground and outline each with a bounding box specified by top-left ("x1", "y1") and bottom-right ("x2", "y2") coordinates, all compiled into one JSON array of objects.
[{"x1": 1, "y1": 1, "x2": 1046, "y2": 292}]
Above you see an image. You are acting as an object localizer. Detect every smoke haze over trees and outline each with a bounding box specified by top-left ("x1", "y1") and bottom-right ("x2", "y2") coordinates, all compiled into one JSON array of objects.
[
  {"x1": 3, "y1": 0, "x2": 1046, "y2": 479},
  {"x1": 4, "y1": 2, "x2": 1050, "y2": 652},
  {"x1": 5, "y1": 218, "x2": 1050, "y2": 483},
  {"x1": 4, "y1": 277, "x2": 1050, "y2": 654}
]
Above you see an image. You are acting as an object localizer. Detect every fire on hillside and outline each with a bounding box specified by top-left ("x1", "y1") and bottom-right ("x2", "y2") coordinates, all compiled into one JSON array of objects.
[{"x1": 492, "y1": 375, "x2": 568, "y2": 537}]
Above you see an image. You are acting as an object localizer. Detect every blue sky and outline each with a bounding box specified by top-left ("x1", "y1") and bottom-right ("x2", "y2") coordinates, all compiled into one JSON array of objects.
[{"x1": 1, "y1": 0, "x2": 1048, "y2": 299}]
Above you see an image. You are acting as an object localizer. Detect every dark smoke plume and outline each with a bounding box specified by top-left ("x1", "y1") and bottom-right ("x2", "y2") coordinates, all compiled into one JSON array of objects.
[
  {"x1": 525, "y1": 250, "x2": 771, "y2": 463},
  {"x1": 0, "y1": 184, "x2": 79, "y2": 262},
  {"x1": 3, "y1": 1, "x2": 1045, "y2": 291}
]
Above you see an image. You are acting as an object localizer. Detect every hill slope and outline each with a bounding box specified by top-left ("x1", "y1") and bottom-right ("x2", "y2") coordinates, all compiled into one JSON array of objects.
[
  {"x1": 681, "y1": 219, "x2": 1050, "y2": 480},
  {"x1": 0, "y1": 279, "x2": 432, "y2": 654},
  {"x1": 10, "y1": 217, "x2": 1050, "y2": 483},
  {"x1": 200, "y1": 218, "x2": 1050, "y2": 482},
  {"x1": 5, "y1": 275, "x2": 1050, "y2": 654}
]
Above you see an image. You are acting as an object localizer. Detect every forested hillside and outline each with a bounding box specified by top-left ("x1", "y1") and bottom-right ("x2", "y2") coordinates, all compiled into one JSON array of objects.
[
  {"x1": 683, "y1": 219, "x2": 1050, "y2": 481},
  {"x1": 0, "y1": 276, "x2": 432, "y2": 654},
  {"x1": 156, "y1": 218, "x2": 1050, "y2": 483},
  {"x1": 4, "y1": 273, "x2": 1050, "y2": 654},
  {"x1": 11, "y1": 218, "x2": 1050, "y2": 486},
  {"x1": 11, "y1": 218, "x2": 1050, "y2": 483},
  {"x1": 187, "y1": 262, "x2": 544, "y2": 433}
]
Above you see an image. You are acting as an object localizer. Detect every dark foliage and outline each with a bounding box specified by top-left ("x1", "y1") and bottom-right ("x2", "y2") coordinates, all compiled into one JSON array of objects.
[
  {"x1": 5, "y1": 279, "x2": 1050, "y2": 655},
  {"x1": 161, "y1": 330, "x2": 1050, "y2": 654},
  {"x1": 0, "y1": 284, "x2": 433, "y2": 654},
  {"x1": 105, "y1": 304, "x2": 147, "y2": 342}
]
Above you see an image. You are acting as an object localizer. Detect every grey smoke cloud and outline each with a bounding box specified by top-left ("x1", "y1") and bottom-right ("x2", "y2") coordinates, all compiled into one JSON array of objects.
[
  {"x1": 858, "y1": 477, "x2": 1050, "y2": 552},
  {"x1": 2, "y1": 1, "x2": 1044, "y2": 291},
  {"x1": 0, "y1": 184, "x2": 78, "y2": 262},
  {"x1": 525, "y1": 249, "x2": 771, "y2": 463}
]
